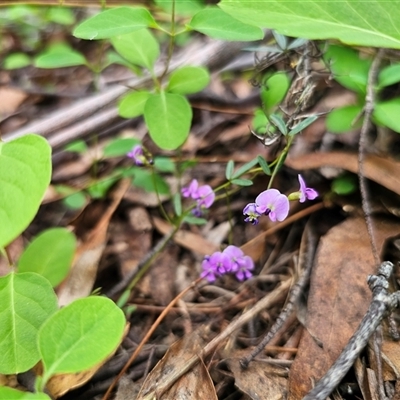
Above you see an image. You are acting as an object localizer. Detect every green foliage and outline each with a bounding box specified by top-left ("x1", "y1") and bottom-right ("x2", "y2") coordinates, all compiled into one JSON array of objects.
[
  {"x1": 167, "y1": 66, "x2": 210, "y2": 95},
  {"x1": 144, "y1": 92, "x2": 192, "y2": 150},
  {"x1": 374, "y1": 99, "x2": 400, "y2": 132},
  {"x1": 326, "y1": 105, "x2": 363, "y2": 133},
  {"x1": 3, "y1": 53, "x2": 31, "y2": 69},
  {"x1": 261, "y1": 72, "x2": 290, "y2": 113},
  {"x1": 155, "y1": 0, "x2": 204, "y2": 16},
  {"x1": 219, "y1": 0, "x2": 400, "y2": 49},
  {"x1": 378, "y1": 64, "x2": 400, "y2": 88},
  {"x1": 34, "y1": 43, "x2": 86, "y2": 69},
  {"x1": 38, "y1": 296, "x2": 125, "y2": 387},
  {"x1": 103, "y1": 138, "x2": 141, "y2": 157},
  {"x1": 0, "y1": 386, "x2": 51, "y2": 400},
  {"x1": 188, "y1": 7, "x2": 263, "y2": 41},
  {"x1": 131, "y1": 168, "x2": 170, "y2": 195},
  {"x1": 18, "y1": 228, "x2": 76, "y2": 287},
  {"x1": 0, "y1": 134, "x2": 51, "y2": 248},
  {"x1": 0, "y1": 272, "x2": 58, "y2": 374},
  {"x1": 111, "y1": 29, "x2": 160, "y2": 70},
  {"x1": 73, "y1": 7, "x2": 157, "y2": 40},
  {"x1": 332, "y1": 174, "x2": 357, "y2": 195},
  {"x1": 64, "y1": 139, "x2": 88, "y2": 154},
  {"x1": 118, "y1": 91, "x2": 151, "y2": 118}
]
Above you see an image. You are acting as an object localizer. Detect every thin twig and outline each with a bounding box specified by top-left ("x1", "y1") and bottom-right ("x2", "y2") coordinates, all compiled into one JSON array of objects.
[
  {"x1": 303, "y1": 262, "x2": 400, "y2": 400},
  {"x1": 358, "y1": 48, "x2": 385, "y2": 265}
]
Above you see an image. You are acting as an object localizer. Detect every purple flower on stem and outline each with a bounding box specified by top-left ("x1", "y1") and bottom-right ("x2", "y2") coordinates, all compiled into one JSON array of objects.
[
  {"x1": 243, "y1": 203, "x2": 262, "y2": 225},
  {"x1": 201, "y1": 251, "x2": 231, "y2": 282},
  {"x1": 254, "y1": 188, "x2": 289, "y2": 222},
  {"x1": 181, "y1": 179, "x2": 199, "y2": 198},
  {"x1": 298, "y1": 174, "x2": 318, "y2": 203},
  {"x1": 127, "y1": 145, "x2": 146, "y2": 166},
  {"x1": 223, "y1": 245, "x2": 254, "y2": 281}
]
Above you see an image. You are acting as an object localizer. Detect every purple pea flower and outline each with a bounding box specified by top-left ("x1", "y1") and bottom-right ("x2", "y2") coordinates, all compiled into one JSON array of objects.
[
  {"x1": 298, "y1": 174, "x2": 318, "y2": 203},
  {"x1": 181, "y1": 179, "x2": 199, "y2": 198},
  {"x1": 201, "y1": 251, "x2": 231, "y2": 282},
  {"x1": 255, "y1": 188, "x2": 289, "y2": 222},
  {"x1": 223, "y1": 245, "x2": 254, "y2": 281},
  {"x1": 243, "y1": 203, "x2": 262, "y2": 225},
  {"x1": 127, "y1": 145, "x2": 146, "y2": 166}
]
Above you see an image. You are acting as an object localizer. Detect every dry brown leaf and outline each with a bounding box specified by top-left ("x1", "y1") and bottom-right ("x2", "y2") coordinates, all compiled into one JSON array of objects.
[
  {"x1": 57, "y1": 179, "x2": 130, "y2": 306},
  {"x1": 382, "y1": 340, "x2": 400, "y2": 380},
  {"x1": 286, "y1": 151, "x2": 400, "y2": 196},
  {"x1": 0, "y1": 87, "x2": 27, "y2": 115},
  {"x1": 136, "y1": 331, "x2": 217, "y2": 400},
  {"x1": 228, "y1": 358, "x2": 287, "y2": 400},
  {"x1": 153, "y1": 217, "x2": 219, "y2": 256},
  {"x1": 288, "y1": 215, "x2": 400, "y2": 399}
]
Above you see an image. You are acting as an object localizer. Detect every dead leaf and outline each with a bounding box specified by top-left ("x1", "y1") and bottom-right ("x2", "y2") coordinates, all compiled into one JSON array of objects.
[
  {"x1": 57, "y1": 179, "x2": 130, "y2": 306},
  {"x1": 153, "y1": 217, "x2": 219, "y2": 256},
  {"x1": 288, "y1": 215, "x2": 400, "y2": 399},
  {"x1": 286, "y1": 151, "x2": 400, "y2": 196},
  {"x1": 136, "y1": 331, "x2": 217, "y2": 400},
  {"x1": 228, "y1": 358, "x2": 287, "y2": 400},
  {"x1": 0, "y1": 87, "x2": 27, "y2": 116}
]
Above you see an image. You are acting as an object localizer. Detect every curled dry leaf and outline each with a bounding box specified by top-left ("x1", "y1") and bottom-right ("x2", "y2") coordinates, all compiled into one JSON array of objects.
[{"x1": 288, "y1": 215, "x2": 400, "y2": 398}]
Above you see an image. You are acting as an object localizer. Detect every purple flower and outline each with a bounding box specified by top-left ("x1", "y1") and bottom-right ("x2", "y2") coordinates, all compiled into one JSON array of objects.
[
  {"x1": 223, "y1": 245, "x2": 254, "y2": 281},
  {"x1": 127, "y1": 145, "x2": 146, "y2": 166},
  {"x1": 201, "y1": 251, "x2": 231, "y2": 282},
  {"x1": 182, "y1": 179, "x2": 199, "y2": 198},
  {"x1": 243, "y1": 203, "x2": 261, "y2": 225},
  {"x1": 298, "y1": 174, "x2": 318, "y2": 203},
  {"x1": 182, "y1": 179, "x2": 215, "y2": 216},
  {"x1": 255, "y1": 188, "x2": 289, "y2": 222}
]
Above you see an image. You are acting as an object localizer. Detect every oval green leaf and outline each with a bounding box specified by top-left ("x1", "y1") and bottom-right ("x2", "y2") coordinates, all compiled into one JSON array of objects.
[
  {"x1": 0, "y1": 272, "x2": 58, "y2": 374},
  {"x1": 0, "y1": 386, "x2": 51, "y2": 400},
  {"x1": 374, "y1": 98, "x2": 400, "y2": 133},
  {"x1": 378, "y1": 64, "x2": 400, "y2": 88},
  {"x1": 3, "y1": 53, "x2": 31, "y2": 70},
  {"x1": 111, "y1": 29, "x2": 159, "y2": 70},
  {"x1": 261, "y1": 72, "x2": 290, "y2": 113},
  {"x1": 103, "y1": 138, "x2": 141, "y2": 157},
  {"x1": 73, "y1": 7, "x2": 156, "y2": 40},
  {"x1": 39, "y1": 297, "x2": 125, "y2": 382},
  {"x1": 144, "y1": 92, "x2": 192, "y2": 150},
  {"x1": 118, "y1": 91, "x2": 151, "y2": 118},
  {"x1": 167, "y1": 66, "x2": 210, "y2": 95},
  {"x1": 34, "y1": 49, "x2": 86, "y2": 69},
  {"x1": 18, "y1": 228, "x2": 76, "y2": 287},
  {"x1": 0, "y1": 134, "x2": 52, "y2": 248},
  {"x1": 326, "y1": 104, "x2": 363, "y2": 133},
  {"x1": 219, "y1": 0, "x2": 400, "y2": 49},
  {"x1": 188, "y1": 7, "x2": 263, "y2": 41}
]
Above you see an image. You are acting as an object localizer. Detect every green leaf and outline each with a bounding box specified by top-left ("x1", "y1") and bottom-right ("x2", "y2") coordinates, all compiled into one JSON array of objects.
[
  {"x1": 0, "y1": 272, "x2": 58, "y2": 374},
  {"x1": 378, "y1": 64, "x2": 400, "y2": 88},
  {"x1": 326, "y1": 104, "x2": 363, "y2": 133},
  {"x1": 252, "y1": 108, "x2": 268, "y2": 134},
  {"x1": 73, "y1": 7, "x2": 156, "y2": 40},
  {"x1": 167, "y1": 66, "x2": 210, "y2": 95},
  {"x1": 332, "y1": 174, "x2": 357, "y2": 195},
  {"x1": 103, "y1": 138, "x2": 140, "y2": 157},
  {"x1": 219, "y1": 0, "x2": 400, "y2": 49},
  {"x1": 64, "y1": 139, "x2": 88, "y2": 154},
  {"x1": 18, "y1": 228, "x2": 76, "y2": 287},
  {"x1": 87, "y1": 176, "x2": 119, "y2": 199},
  {"x1": 269, "y1": 114, "x2": 287, "y2": 135},
  {"x1": 231, "y1": 178, "x2": 253, "y2": 186},
  {"x1": 3, "y1": 53, "x2": 31, "y2": 69},
  {"x1": 183, "y1": 215, "x2": 207, "y2": 225},
  {"x1": 111, "y1": 29, "x2": 159, "y2": 70},
  {"x1": 155, "y1": 0, "x2": 205, "y2": 17},
  {"x1": 0, "y1": 134, "x2": 51, "y2": 248},
  {"x1": 261, "y1": 72, "x2": 290, "y2": 113},
  {"x1": 63, "y1": 192, "x2": 87, "y2": 210},
  {"x1": 132, "y1": 168, "x2": 170, "y2": 195},
  {"x1": 38, "y1": 297, "x2": 125, "y2": 383},
  {"x1": 118, "y1": 91, "x2": 151, "y2": 118},
  {"x1": 188, "y1": 7, "x2": 263, "y2": 41},
  {"x1": 154, "y1": 157, "x2": 175, "y2": 173},
  {"x1": 0, "y1": 386, "x2": 51, "y2": 400},
  {"x1": 34, "y1": 47, "x2": 86, "y2": 69},
  {"x1": 225, "y1": 160, "x2": 234, "y2": 180},
  {"x1": 374, "y1": 98, "x2": 400, "y2": 132},
  {"x1": 144, "y1": 92, "x2": 192, "y2": 150},
  {"x1": 173, "y1": 193, "x2": 182, "y2": 216},
  {"x1": 324, "y1": 45, "x2": 371, "y2": 94},
  {"x1": 46, "y1": 7, "x2": 75, "y2": 25},
  {"x1": 232, "y1": 158, "x2": 259, "y2": 179},
  {"x1": 289, "y1": 115, "x2": 319, "y2": 136},
  {"x1": 257, "y1": 156, "x2": 271, "y2": 175}
]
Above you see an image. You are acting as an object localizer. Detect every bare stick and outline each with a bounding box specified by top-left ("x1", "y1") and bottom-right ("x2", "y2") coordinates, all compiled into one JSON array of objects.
[{"x1": 303, "y1": 262, "x2": 400, "y2": 400}]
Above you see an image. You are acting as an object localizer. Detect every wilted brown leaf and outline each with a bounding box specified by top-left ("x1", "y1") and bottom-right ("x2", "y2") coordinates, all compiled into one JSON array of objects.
[{"x1": 289, "y1": 215, "x2": 400, "y2": 399}]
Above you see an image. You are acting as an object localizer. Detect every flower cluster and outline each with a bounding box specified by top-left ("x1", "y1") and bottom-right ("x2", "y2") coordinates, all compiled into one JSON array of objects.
[
  {"x1": 243, "y1": 174, "x2": 318, "y2": 225},
  {"x1": 201, "y1": 245, "x2": 254, "y2": 282},
  {"x1": 181, "y1": 179, "x2": 215, "y2": 216},
  {"x1": 127, "y1": 144, "x2": 153, "y2": 166}
]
